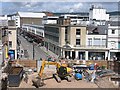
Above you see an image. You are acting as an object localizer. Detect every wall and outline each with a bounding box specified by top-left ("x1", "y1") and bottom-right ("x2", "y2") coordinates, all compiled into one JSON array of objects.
[
  {"x1": 11, "y1": 16, "x2": 20, "y2": 28},
  {"x1": 20, "y1": 17, "x2": 43, "y2": 26},
  {"x1": 8, "y1": 26, "x2": 17, "y2": 59},
  {"x1": 69, "y1": 27, "x2": 76, "y2": 46},
  {"x1": 80, "y1": 27, "x2": 86, "y2": 46},
  {"x1": 59, "y1": 27, "x2": 65, "y2": 46},
  {"x1": 108, "y1": 26, "x2": 119, "y2": 49},
  {"x1": 70, "y1": 26, "x2": 86, "y2": 47},
  {"x1": 89, "y1": 8, "x2": 109, "y2": 21}
]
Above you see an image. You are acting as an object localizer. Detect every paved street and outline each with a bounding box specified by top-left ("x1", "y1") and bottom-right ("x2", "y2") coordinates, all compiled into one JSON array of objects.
[{"x1": 18, "y1": 35, "x2": 48, "y2": 60}]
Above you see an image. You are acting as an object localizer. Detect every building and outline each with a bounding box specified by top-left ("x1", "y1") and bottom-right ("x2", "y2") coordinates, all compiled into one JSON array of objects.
[
  {"x1": 43, "y1": 14, "x2": 89, "y2": 25},
  {"x1": 44, "y1": 16, "x2": 109, "y2": 60},
  {"x1": 8, "y1": 12, "x2": 46, "y2": 28},
  {"x1": 43, "y1": 16, "x2": 59, "y2": 24},
  {"x1": 44, "y1": 17, "x2": 86, "y2": 60},
  {"x1": 0, "y1": 15, "x2": 8, "y2": 27},
  {"x1": 89, "y1": 5, "x2": 109, "y2": 26},
  {"x1": 60, "y1": 14, "x2": 89, "y2": 25},
  {"x1": 0, "y1": 15, "x2": 8, "y2": 65},
  {"x1": 107, "y1": 21, "x2": 120, "y2": 60},
  {"x1": 8, "y1": 20, "x2": 17, "y2": 60},
  {"x1": 86, "y1": 25, "x2": 109, "y2": 60},
  {"x1": 22, "y1": 24, "x2": 44, "y2": 44},
  {"x1": 89, "y1": 5, "x2": 109, "y2": 21}
]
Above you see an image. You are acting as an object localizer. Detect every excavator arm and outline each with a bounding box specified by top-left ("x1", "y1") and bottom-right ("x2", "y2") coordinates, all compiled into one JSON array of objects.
[{"x1": 38, "y1": 60, "x2": 61, "y2": 78}]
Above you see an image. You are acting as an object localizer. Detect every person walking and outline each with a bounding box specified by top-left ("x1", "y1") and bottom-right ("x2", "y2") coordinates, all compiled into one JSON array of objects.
[
  {"x1": 91, "y1": 71, "x2": 96, "y2": 83},
  {"x1": 83, "y1": 70, "x2": 90, "y2": 82}
]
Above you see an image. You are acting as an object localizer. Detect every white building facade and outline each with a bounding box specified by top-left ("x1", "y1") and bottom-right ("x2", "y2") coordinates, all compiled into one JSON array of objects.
[
  {"x1": 86, "y1": 34, "x2": 108, "y2": 60},
  {"x1": 89, "y1": 5, "x2": 109, "y2": 26},
  {"x1": 8, "y1": 12, "x2": 46, "y2": 28},
  {"x1": 42, "y1": 16, "x2": 59, "y2": 24},
  {"x1": 89, "y1": 5, "x2": 109, "y2": 21},
  {"x1": 107, "y1": 24, "x2": 120, "y2": 60}
]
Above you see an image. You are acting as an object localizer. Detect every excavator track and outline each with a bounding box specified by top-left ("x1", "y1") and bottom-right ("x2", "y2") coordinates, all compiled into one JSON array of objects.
[
  {"x1": 53, "y1": 74, "x2": 61, "y2": 83},
  {"x1": 66, "y1": 76, "x2": 71, "y2": 82}
]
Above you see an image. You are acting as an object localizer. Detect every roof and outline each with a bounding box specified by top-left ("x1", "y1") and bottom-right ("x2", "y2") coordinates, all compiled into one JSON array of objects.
[
  {"x1": 108, "y1": 21, "x2": 120, "y2": 26},
  {"x1": 17, "y1": 12, "x2": 46, "y2": 18},
  {"x1": 87, "y1": 25, "x2": 108, "y2": 35}
]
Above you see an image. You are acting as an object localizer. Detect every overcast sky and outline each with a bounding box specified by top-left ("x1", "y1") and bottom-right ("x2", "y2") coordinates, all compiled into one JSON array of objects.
[{"x1": 0, "y1": 1, "x2": 119, "y2": 15}]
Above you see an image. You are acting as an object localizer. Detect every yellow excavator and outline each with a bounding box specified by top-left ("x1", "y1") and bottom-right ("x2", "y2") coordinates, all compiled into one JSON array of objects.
[{"x1": 32, "y1": 60, "x2": 73, "y2": 88}]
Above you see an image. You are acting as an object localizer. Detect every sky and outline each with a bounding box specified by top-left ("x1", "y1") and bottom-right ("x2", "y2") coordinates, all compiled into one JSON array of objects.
[{"x1": 0, "y1": 1, "x2": 119, "y2": 15}]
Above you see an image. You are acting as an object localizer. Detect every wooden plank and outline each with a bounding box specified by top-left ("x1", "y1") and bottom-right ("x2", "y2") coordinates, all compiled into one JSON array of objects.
[{"x1": 14, "y1": 60, "x2": 37, "y2": 68}]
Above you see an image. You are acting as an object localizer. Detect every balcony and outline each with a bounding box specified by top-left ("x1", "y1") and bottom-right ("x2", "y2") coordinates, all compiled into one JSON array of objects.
[{"x1": 74, "y1": 45, "x2": 108, "y2": 50}]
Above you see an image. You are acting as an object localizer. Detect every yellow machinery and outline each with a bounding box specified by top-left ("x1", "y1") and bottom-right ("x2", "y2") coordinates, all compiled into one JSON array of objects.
[{"x1": 32, "y1": 60, "x2": 72, "y2": 88}]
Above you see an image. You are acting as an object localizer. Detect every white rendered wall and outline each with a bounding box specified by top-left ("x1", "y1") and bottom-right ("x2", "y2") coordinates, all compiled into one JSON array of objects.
[{"x1": 89, "y1": 8, "x2": 109, "y2": 21}]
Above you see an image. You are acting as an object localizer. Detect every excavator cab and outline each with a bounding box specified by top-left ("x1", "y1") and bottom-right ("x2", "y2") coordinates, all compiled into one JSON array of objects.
[
  {"x1": 57, "y1": 66, "x2": 67, "y2": 77},
  {"x1": 53, "y1": 65, "x2": 72, "y2": 83}
]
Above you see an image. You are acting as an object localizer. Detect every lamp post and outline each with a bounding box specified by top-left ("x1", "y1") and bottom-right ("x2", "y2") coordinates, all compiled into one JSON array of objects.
[{"x1": 32, "y1": 40, "x2": 35, "y2": 60}]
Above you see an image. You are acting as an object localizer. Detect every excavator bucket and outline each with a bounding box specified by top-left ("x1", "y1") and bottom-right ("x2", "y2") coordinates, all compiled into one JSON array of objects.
[{"x1": 32, "y1": 77, "x2": 45, "y2": 88}]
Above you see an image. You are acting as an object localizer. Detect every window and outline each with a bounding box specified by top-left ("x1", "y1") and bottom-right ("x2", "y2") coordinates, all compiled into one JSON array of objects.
[
  {"x1": 9, "y1": 41, "x2": 12, "y2": 48},
  {"x1": 76, "y1": 39, "x2": 80, "y2": 45},
  {"x1": 65, "y1": 27, "x2": 68, "y2": 34},
  {"x1": 65, "y1": 26, "x2": 68, "y2": 41},
  {"x1": 112, "y1": 29, "x2": 115, "y2": 34},
  {"x1": 93, "y1": 38, "x2": 100, "y2": 46},
  {"x1": 118, "y1": 42, "x2": 120, "y2": 49},
  {"x1": 76, "y1": 29, "x2": 81, "y2": 35},
  {"x1": 88, "y1": 38, "x2": 92, "y2": 46},
  {"x1": 8, "y1": 31, "x2": 12, "y2": 34},
  {"x1": 111, "y1": 41, "x2": 115, "y2": 48},
  {"x1": 102, "y1": 39, "x2": 106, "y2": 46}
]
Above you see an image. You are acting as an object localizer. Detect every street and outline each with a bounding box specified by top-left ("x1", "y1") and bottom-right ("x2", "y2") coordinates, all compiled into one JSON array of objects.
[{"x1": 18, "y1": 35, "x2": 48, "y2": 60}]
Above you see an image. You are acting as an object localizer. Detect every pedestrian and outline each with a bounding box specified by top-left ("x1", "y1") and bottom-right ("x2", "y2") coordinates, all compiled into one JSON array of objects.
[
  {"x1": 113, "y1": 55, "x2": 117, "y2": 61},
  {"x1": 24, "y1": 73, "x2": 28, "y2": 83},
  {"x1": 91, "y1": 71, "x2": 96, "y2": 83},
  {"x1": 83, "y1": 70, "x2": 90, "y2": 82}
]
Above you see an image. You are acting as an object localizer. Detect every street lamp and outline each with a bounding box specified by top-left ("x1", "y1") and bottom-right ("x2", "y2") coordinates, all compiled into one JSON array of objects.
[{"x1": 32, "y1": 39, "x2": 35, "y2": 60}]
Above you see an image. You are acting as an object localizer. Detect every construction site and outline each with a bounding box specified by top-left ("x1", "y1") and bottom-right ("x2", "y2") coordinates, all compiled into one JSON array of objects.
[{"x1": 1, "y1": 58, "x2": 120, "y2": 89}]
